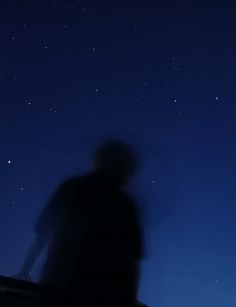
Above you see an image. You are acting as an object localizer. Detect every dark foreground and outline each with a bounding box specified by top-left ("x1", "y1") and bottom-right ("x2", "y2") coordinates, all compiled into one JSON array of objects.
[
  {"x1": 0, "y1": 276, "x2": 148, "y2": 307},
  {"x1": 0, "y1": 276, "x2": 39, "y2": 307}
]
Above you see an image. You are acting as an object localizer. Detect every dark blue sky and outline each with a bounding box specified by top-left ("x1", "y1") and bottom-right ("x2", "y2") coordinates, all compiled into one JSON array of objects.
[{"x1": 1, "y1": 1, "x2": 236, "y2": 306}]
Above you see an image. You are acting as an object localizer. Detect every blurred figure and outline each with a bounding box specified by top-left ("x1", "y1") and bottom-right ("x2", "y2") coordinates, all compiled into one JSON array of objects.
[{"x1": 15, "y1": 140, "x2": 144, "y2": 306}]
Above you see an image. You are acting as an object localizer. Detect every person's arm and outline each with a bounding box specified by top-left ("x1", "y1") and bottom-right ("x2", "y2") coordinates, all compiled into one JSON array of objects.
[
  {"x1": 14, "y1": 197, "x2": 55, "y2": 280},
  {"x1": 14, "y1": 233, "x2": 46, "y2": 280},
  {"x1": 14, "y1": 179, "x2": 73, "y2": 280}
]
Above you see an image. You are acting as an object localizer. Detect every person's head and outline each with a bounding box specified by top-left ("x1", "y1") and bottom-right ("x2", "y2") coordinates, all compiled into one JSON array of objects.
[{"x1": 93, "y1": 140, "x2": 140, "y2": 185}]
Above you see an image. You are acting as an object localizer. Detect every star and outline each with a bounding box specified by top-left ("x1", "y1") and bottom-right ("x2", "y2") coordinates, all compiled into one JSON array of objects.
[{"x1": 49, "y1": 108, "x2": 58, "y2": 113}]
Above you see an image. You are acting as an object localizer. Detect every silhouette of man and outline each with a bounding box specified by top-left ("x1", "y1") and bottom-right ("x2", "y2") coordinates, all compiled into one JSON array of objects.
[{"x1": 16, "y1": 140, "x2": 143, "y2": 306}]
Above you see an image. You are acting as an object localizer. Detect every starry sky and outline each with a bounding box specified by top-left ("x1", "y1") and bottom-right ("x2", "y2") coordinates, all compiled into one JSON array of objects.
[{"x1": 1, "y1": 1, "x2": 236, "y2": 306}]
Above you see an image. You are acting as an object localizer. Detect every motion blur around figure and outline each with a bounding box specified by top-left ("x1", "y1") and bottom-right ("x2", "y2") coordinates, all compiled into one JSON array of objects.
[{"x1": 15, "y1": 140, "x2": 144, "y2": 306}]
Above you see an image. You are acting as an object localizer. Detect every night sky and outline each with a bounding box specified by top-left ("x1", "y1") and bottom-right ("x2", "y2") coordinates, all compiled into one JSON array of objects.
[{"x1": 1, "y1": 1, "x2": 236, "y2": 306}]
